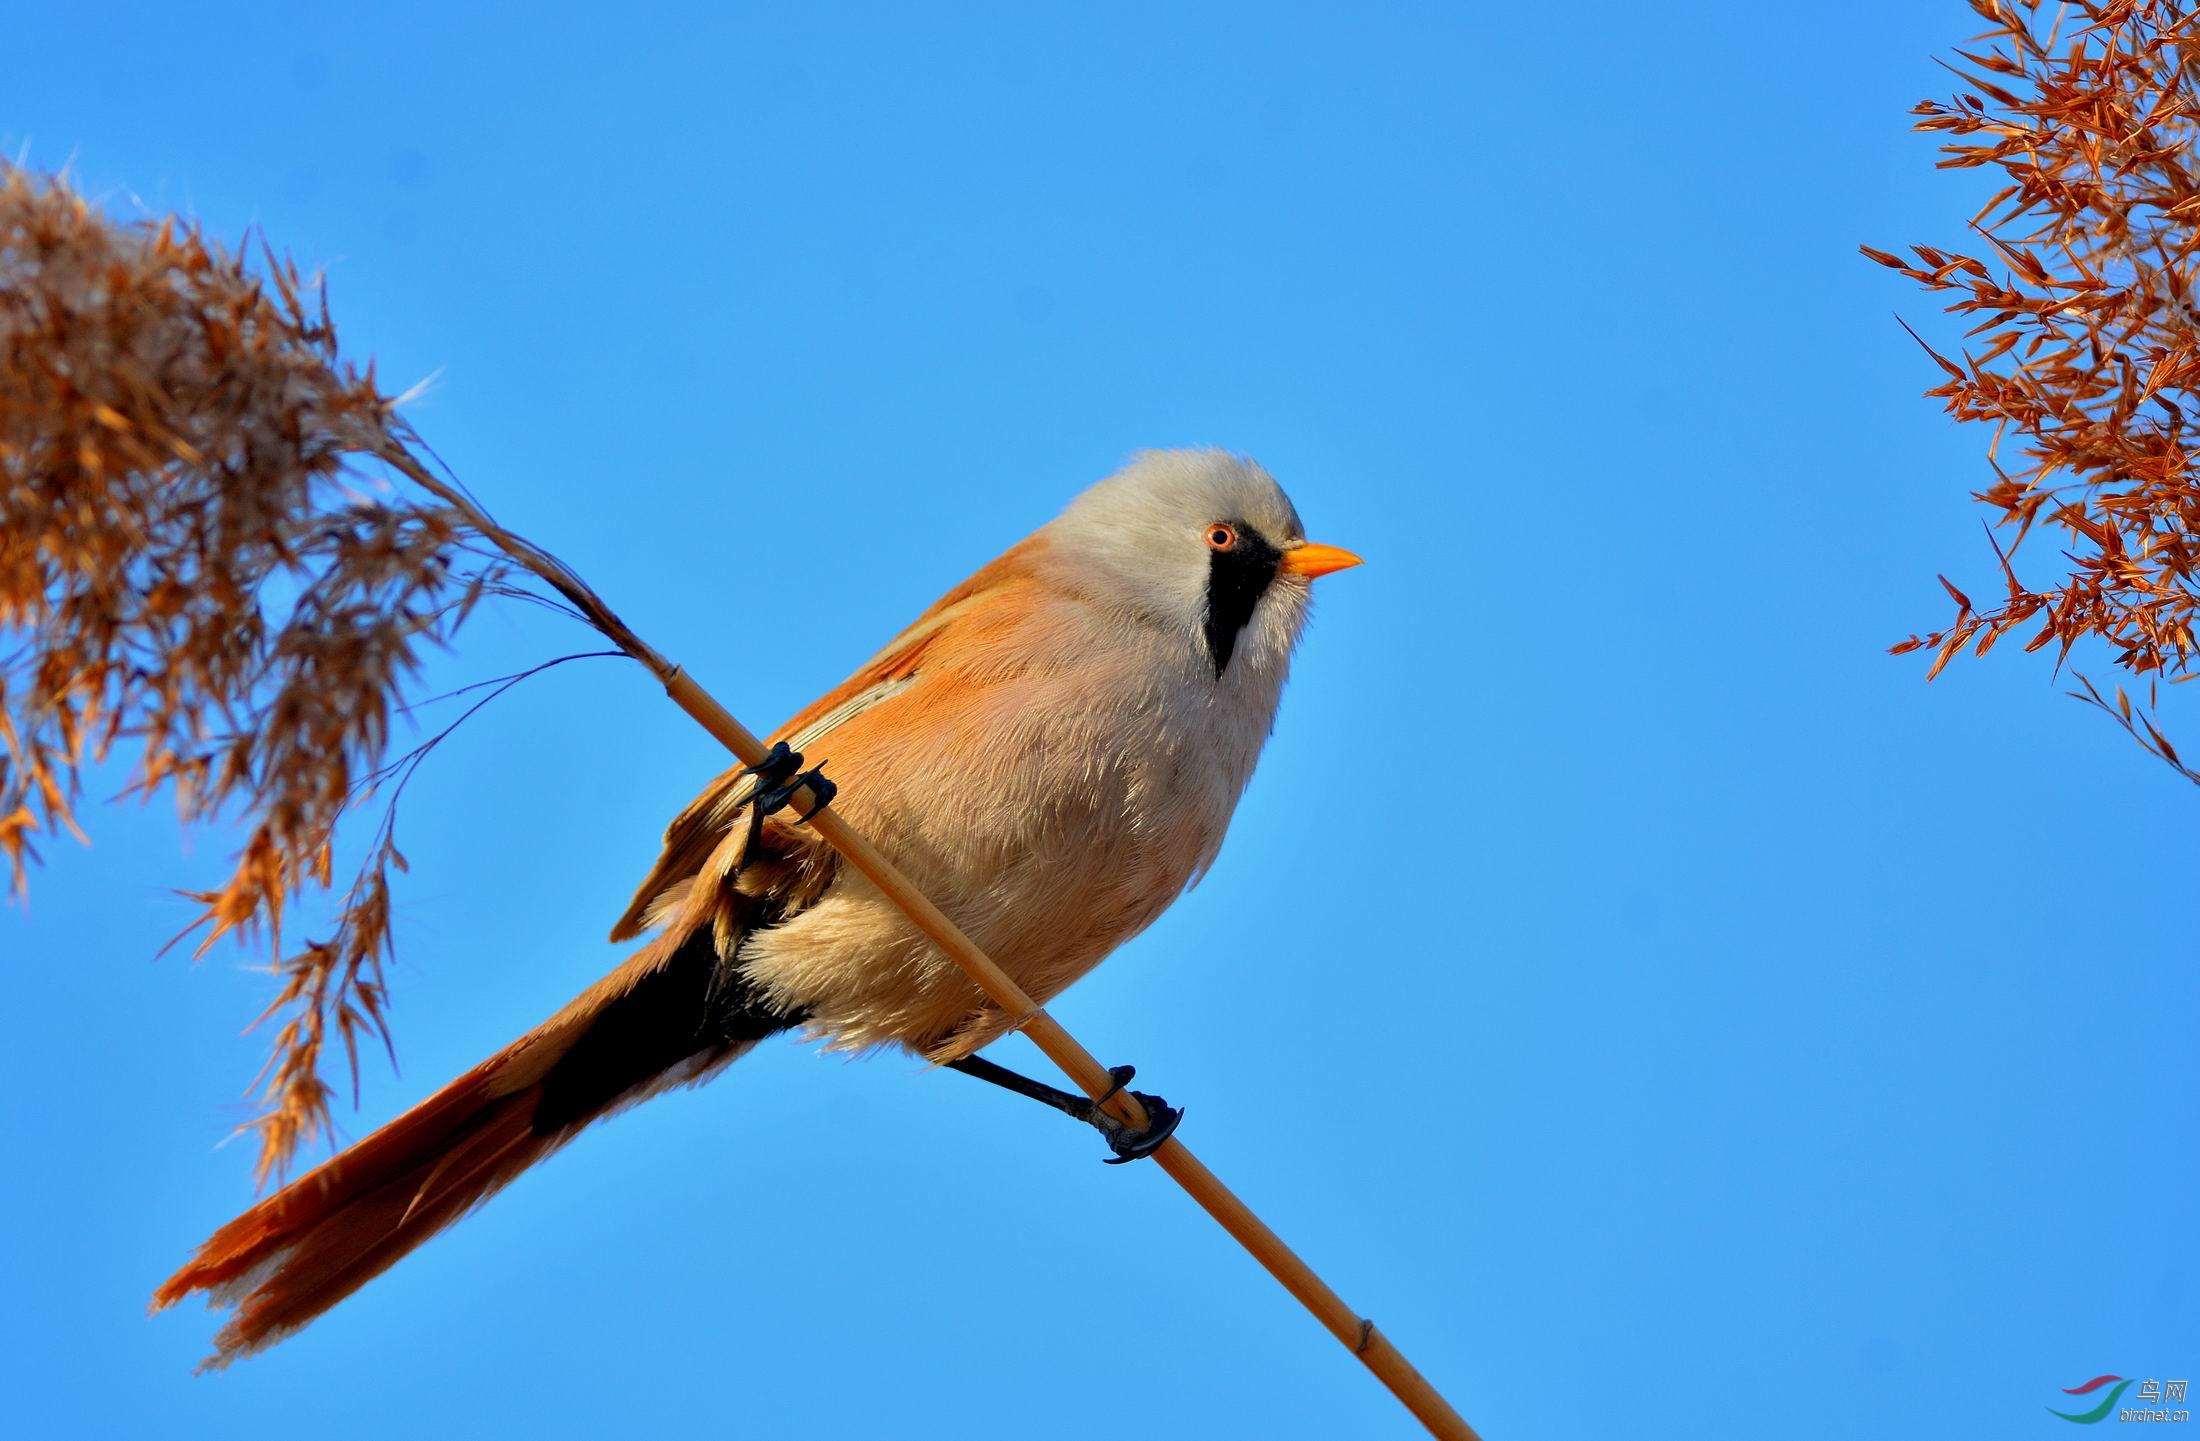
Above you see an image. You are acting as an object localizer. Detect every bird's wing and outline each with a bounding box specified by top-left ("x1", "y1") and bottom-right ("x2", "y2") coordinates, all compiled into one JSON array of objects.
[{"x1": 608, "y1": 536, "x2": 1045, "y2": 942}]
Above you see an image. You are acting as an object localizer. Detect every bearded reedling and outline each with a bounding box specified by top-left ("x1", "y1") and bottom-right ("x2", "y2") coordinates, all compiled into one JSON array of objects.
[{"x1": 153, "y1": 448, "x2": 1362, "y2": 1368}]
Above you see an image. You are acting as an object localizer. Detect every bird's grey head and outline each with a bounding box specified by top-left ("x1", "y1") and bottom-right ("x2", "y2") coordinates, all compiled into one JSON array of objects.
[{"x1": 1045, "y1": 448, "x2": 1359, "y2": 680}]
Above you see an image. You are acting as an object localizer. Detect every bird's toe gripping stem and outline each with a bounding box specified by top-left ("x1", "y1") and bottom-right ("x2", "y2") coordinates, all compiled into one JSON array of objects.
[
  {"x1": 742, "y1": 740, "x2": 836, "y2": 823},
  {"x1": 1086, "y1": 1063, "x2": 1184, "y2": 1165}
]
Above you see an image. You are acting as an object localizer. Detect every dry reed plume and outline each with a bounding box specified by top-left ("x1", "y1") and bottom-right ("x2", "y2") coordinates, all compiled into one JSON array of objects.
[
  {"x1": 0, "y1": 165, "x2": 602, "y2": 1180},
  {"x1": 1869, "y1": 0, "x2": 2200, "y2": 782}
]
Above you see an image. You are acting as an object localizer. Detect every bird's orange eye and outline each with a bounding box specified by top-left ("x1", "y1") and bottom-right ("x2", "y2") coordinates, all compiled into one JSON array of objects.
[{"x1": 1205, "y1": 523, "x2": 1238, "y2": 551}]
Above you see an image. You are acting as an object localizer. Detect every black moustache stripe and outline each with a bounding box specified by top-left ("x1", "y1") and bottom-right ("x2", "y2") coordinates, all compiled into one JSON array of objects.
[{"x1": 1202, "y1": 522, "x2": 1282, "y2": 678}]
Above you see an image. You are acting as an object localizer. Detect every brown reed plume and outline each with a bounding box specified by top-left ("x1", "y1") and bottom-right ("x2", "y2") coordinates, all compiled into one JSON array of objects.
[
  {"x1": 1868, "y1": 0, "x2": 2200, "y2": 782},
  {"x1": 0, "y1": 166, "x2": 570, "y2": 1179}
]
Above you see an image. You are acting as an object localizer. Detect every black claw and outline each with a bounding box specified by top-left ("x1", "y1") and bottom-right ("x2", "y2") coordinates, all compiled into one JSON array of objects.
[
  {"x1": 1094, "y1": 1064, "x2": 1137, "y2": 1105},
  {"x1": 744, "y1": 742, "x2": 833, "y2": 823},
  {"x1": 1095, "y1": 1091, "x2": 1183, "y2": 1164},
  {"x1": 1076, "y1": 1064, "x2": 1180, "y2": 1163},
  {"x1": 789, "y1": 767, "x2": 835, "y2": 823},
  {"x1": 741, "y1": 740, "x2": 801, "y2": 787}
]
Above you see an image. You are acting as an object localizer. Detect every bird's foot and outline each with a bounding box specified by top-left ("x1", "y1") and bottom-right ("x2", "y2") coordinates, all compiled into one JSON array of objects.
[
  {"x1": 741, "y1": 740, "x2": 836, "y2": 823},
  {"x1": 940, "y1": 1054, "x2": 1183, "y2": 1164},
  {"x1": 1083, "y1": 1063, "x2": 1184, "y2": 1164}
]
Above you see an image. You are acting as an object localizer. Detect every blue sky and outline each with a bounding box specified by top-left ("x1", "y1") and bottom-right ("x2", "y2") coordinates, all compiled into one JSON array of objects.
[{"x1": 5, "y1": 5, "x2": 2196, "y2": 1438}]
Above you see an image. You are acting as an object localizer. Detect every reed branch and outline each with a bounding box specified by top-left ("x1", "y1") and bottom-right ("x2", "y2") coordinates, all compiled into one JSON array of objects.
[{"x1": 1870, "y1": 0, "x2": 2200, "y2": 777}]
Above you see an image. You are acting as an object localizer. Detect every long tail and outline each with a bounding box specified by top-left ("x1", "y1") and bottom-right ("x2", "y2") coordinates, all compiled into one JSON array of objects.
[{"x1": 152, "y1": 928, "x2": 790, "y2": 1370}]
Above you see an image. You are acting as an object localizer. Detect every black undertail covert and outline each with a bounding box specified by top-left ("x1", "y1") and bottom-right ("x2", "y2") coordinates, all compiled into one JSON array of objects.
[{"x1": 532, "y1": 928, "x2": 800, "y2": 1134}]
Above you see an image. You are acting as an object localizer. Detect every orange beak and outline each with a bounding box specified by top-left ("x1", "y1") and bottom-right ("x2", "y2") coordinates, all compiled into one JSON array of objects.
[{"x1": 1277, "y1": 542, "x2": 1363, "y2": 580}]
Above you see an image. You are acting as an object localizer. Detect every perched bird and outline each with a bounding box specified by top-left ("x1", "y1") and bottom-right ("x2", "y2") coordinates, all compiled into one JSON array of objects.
[{"x1": 152, "y1": 448, "x2": 1361, "y2": 1368}]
